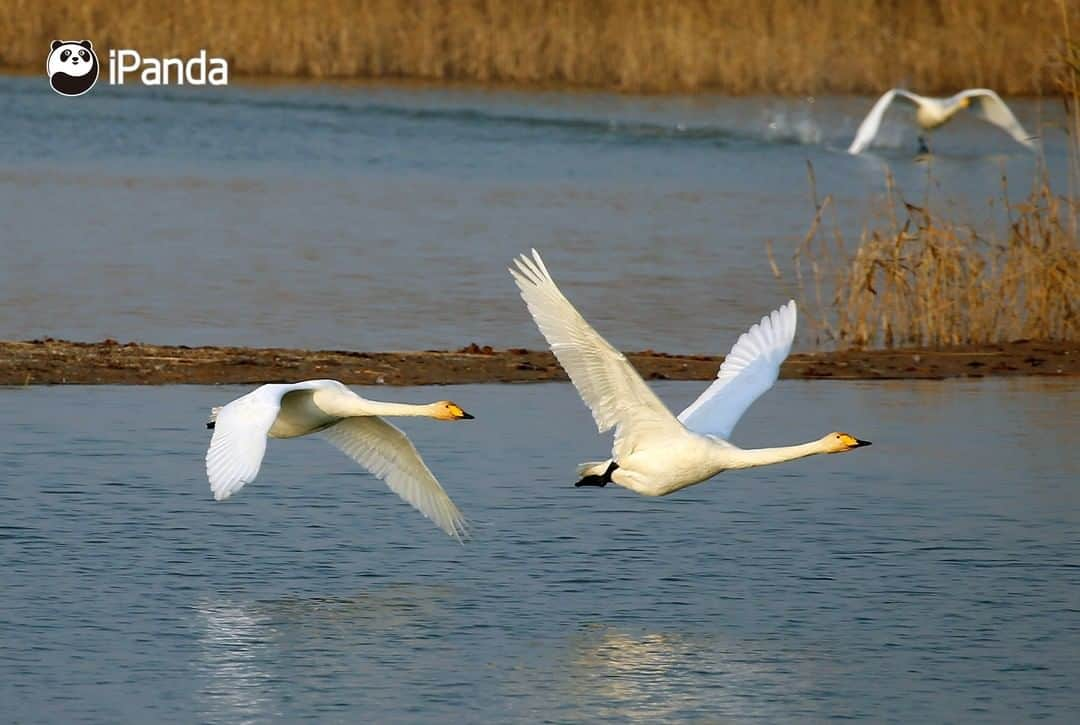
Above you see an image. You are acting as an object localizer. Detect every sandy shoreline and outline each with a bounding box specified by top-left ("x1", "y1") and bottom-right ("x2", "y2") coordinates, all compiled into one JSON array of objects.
[{"x1": 1, "y1": 339, "x2": 1075, "y2": 386}]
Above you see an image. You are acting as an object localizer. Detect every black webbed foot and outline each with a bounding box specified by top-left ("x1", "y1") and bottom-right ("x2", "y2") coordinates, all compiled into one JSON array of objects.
[{"x1": 574, "y1": 461, "x2": 619, "y2": 488}]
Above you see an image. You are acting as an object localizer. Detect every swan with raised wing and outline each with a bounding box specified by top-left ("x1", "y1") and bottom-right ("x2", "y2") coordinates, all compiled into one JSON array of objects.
[
  {"x1": 848, "y1": 88, "x2": 1036, "y2": 155},
  {"x1": 205, "y1": 380, "x2": 472, "y2": 540},
  {"x1": 510, "y1": 250, "x2": 870, "y2": 496}
]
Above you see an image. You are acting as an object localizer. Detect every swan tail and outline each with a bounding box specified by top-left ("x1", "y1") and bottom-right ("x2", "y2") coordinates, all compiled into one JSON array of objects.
[
  {"x1": 575, "y1": 460, "x2": 618, "y2": 488},
  {"x1": 206, "y1": 406, "x2": 222, "y2": 430},
  {"x1": 576, "y1": 460, "x2": 609, "y2": 477}
]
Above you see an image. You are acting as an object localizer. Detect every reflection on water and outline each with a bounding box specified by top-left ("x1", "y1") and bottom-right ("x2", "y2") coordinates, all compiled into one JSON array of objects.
[
  {"x1": 2, "y1": 380, "x2": 1076, "y2": 722},
  {"x1": 566, "y1": 626, "x2": 809, "y2": 722},
  {"x1": 571, "y1": 628, "x2": 700, "y2": 721},
  {"x1": 196, "y1": 600, "x2": 277, "y2": 723},
  {"x1": 195, "y1": 585, "x2": 456, "y2": 723}
]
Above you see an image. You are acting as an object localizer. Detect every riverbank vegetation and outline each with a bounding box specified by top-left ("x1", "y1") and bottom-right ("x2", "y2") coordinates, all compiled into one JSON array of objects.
[
  {"x1": 1, "y1": 0, "x2": 1065, "y2": 94},
  {"x1": 776, "y1": 172, "x2": 1079, "y2": 348},
  {"x1": 775, "y1": 31, "x2": 1079, "y2": 349}
]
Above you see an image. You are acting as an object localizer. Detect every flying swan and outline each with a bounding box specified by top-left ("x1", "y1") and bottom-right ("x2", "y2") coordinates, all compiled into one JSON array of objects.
[
  {"x1": 847, "y1": 88, "x2": 1036, "y2": 155},
  {"x1": 510, "y1": 250, "x2": 870, "y2": 497},
  {"x1": 205, "y1": 380, "x2": 473, "y2": 540}
]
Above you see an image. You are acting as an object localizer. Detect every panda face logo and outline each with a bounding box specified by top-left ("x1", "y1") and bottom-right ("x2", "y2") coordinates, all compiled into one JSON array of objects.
[{"x1": 47, "y1": 40, "x2": 99, "y2": 97}]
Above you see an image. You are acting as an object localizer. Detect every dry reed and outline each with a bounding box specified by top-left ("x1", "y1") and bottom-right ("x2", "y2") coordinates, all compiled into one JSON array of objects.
[
  {"x1": 0, "y1": 0, "x2": 1065, "y2": 94},
  {"x1": 782, "y1": 173, "x2": 1079, "y2": 348},
  {"x1": 766, "y1": 1, "x2": 1079, "y2": 349}
]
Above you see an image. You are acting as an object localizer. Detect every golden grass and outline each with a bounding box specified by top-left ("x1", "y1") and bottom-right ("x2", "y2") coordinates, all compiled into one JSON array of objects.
[
  {"x1": 767, "y1": 1, "x2": 1079, "y2": 349},
  {"x1": 0, "y1": 0, "x2": 1065, "y2": 94},
  {"x1": 777, "y1": 172, "x2": 1079, "y2": 348}
]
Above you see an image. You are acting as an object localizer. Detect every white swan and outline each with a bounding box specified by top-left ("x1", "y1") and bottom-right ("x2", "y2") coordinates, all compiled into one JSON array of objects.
[
  {"x1": 847, "y1": 88, "x2": 1036, "y2": 155},
  {"x1": 510, "y1": 250, "x2": 870, "y2": 496},
  {"x1": 205, "y1": 380, "x2": 473, "y2": 540}
]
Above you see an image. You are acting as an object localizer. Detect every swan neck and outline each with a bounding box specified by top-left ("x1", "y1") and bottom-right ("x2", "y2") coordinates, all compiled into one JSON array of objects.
[
  {"x1": 725, "y1": 439, "x2": 827, "y2": 469},
  {"x1": 353, "y1": 399, "x2": 439, "y2": 418}
]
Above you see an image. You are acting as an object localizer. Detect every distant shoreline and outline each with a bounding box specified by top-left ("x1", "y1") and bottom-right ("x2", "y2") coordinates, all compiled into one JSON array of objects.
[
  {"x1": 0, "y1": 67, "x2": 1065, "y2": 100},
  {"x1": 2, "y1": 0, "x2": 1063, "y2": 96},
  {"x1": 2, "y1": 339, "x2": 1075, "y2": 386}
]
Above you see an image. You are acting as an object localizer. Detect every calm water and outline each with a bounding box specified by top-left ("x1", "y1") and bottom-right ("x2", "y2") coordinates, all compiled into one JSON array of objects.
[
  {"x1": 2, "y1": 380, "x2": 1078, "y2": 723},
  {"x1": 0, "y1": 75, "x2": 1071, "y2": 351}
]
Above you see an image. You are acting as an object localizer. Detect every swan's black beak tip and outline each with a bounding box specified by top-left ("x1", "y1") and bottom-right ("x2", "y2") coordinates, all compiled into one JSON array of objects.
[
  {"x1": 854, "y1": 439, "x2": 872, "y2": 448},
  {"x1": 460, "y1": 412, "x2": 475, "y2": 420}
]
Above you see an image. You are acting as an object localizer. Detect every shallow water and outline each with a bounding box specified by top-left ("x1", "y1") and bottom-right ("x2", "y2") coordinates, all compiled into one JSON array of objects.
[
  {"x1": 2, "y1": 379, "x2": 1078, "y2": 722},
  {"x1": 0, "y1": 76, "x2": 1070, "y2": 351}
]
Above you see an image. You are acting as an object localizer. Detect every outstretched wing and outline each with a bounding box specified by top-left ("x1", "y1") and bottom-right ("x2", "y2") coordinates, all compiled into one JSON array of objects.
[
  {"x1": 848, "y1": 89, "x2": 922, "y2": 154},
  {"x1": 678, "y1": 300, "x2": 797, "y2": 441},
  {"x1": 954, "y1": 89, "x2": 1037, "y2": 150},
  {"x1": 320, "y1": 417, "x2": 469, "y2": 541},
  {"x1": 510, "y1": 249, "x2": 681, "y2": 457},
  {"x1": 205, "y1": 383, "x2": 312, "y2": 501}
]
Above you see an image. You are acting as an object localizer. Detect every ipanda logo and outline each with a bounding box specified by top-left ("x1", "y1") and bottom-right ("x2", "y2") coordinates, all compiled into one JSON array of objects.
[
  {"x1": 47, "y1": 39, "x2": 228, "y2": 96},
  {"x1": 47, "y1": 40, "x2": 99, "y2": 96}
]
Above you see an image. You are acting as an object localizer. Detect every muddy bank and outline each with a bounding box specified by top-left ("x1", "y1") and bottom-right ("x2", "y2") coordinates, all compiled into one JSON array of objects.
[{"x1": 1, "y1": 339, "x2": 1075, "y2": 386}]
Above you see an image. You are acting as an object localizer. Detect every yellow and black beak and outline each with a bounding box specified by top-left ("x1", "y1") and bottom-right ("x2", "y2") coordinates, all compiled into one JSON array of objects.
[
  {"x1": 839, "y1": 433, "x2": 872, "y2": 450},
  {"x1": 448, "y1": 404, "x2": 474, "y2": 420}
]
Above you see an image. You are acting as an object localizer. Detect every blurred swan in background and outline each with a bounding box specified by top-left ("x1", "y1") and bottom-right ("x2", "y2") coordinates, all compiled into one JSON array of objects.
[
  {"x1": 205, "y1": 379, "x2": 472, "y2": 540},
  {"x1": 510, "y1": 250, "x2": 870, "y2": 497},
  {"x1": 847, "y1": 88, "x2": 1037, "y2": 154}
]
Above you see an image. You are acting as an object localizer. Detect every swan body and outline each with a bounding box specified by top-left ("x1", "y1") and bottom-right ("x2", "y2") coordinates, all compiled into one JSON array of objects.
[
  {"x1": 510, "y1": 250, "x2": 870, "y2": 497},
  {"x1": 205, "y1": 379, "x2": 472, "y2": 540},
  {"x1": 847, "y1": 88, "x2": 1036, "y2": 154}
]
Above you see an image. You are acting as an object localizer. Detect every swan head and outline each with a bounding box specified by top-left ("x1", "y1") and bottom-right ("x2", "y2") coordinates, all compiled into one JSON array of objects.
[
  {"x1": 433, "y1": 401, "x2": 474, "y2": 421},
  {"x1": 823, "y1": 431, "x2": 872, "y2": 453}
]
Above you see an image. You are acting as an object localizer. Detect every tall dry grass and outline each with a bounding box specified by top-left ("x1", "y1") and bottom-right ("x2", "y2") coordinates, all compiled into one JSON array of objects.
[
  {"x1": 767, "y1": 1, "x2": 1079, "y2": 349},
  {"x1": 0, "y1": 0, "x2": 1064, "y2": 94},
  {"x1": 777, "y1": 171, "x2": 1079, "y2": 348}
]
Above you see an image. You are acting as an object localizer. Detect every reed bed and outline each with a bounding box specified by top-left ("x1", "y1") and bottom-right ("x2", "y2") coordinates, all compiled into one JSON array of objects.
[
  {"x1": 770, "y1": 4, "x2": 1078, "y2": 350},
  {"x1": 1, "y1": 0, "x2": 1064, "y2": 94},
  {"x1": 778, "y1": 173, "x2": 1079, "y2": 349}
]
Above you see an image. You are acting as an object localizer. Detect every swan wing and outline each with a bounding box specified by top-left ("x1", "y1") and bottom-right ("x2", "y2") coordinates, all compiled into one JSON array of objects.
[
  {"x1": 677, "y1": 300, "x2": 797, "y2": 440},
  {"x1": 205, "y1": 382, "x2": 320, "y2": 501},
  {"x1": 320, "y1": 417, "x2": 469, "y2": 541},
  {"x1": 510, "y1": 249, "x2": 680, "y2": 456},
  {"x1": 848, "y1": 89, "x2": 922, "y2": 154},
  {"x1": 955, "y1": 89, "x2": 1037, "y2": 149}
]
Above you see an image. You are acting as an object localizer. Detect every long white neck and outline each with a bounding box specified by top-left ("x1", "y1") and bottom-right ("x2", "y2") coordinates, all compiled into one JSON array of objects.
[
  {"x1": 316, "y1": 390, "x2": 442, "y2": 419},
  {"x1": 721, "y1": 438, "x2": 829, "y2": 470},
  {"x1": 351, "y1": 399, "x2": 441, "y2": 418}
]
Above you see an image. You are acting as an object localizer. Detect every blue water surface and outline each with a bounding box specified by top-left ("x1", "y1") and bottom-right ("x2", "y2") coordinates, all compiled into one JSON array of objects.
[{"x1": 2, "y1": 379, "x2": 1077, "y2": 722}]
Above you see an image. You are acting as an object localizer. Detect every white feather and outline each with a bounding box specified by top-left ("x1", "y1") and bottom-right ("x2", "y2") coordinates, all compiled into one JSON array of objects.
[
  {"x1": 677, "y1": 300, "x2": 797, "y2": 440},
  {"x1": 204, "y1": 380, "x2": 470, "y2": 541},
  {"x1": 320, "y1": 417, "x2": 469, "y2": 541},
  {"x1": 848, "y1": 87, "x2": 1036, "y2": 154},
  {"x1": 848, "y1": 89, "x2": 922, "y2": 154},
  {"x1": 510, "y1": 249, "x2": 683, "y2": 460},
  {"x1": 205, "y1": 383, "x2": 318, "y2": 502},
  {"x1": 511, "y1": 250, "x2": 870, "y2": 497},
  {"x1": 955, "y1": 88, "x2": 1037, "y2": 149}
]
